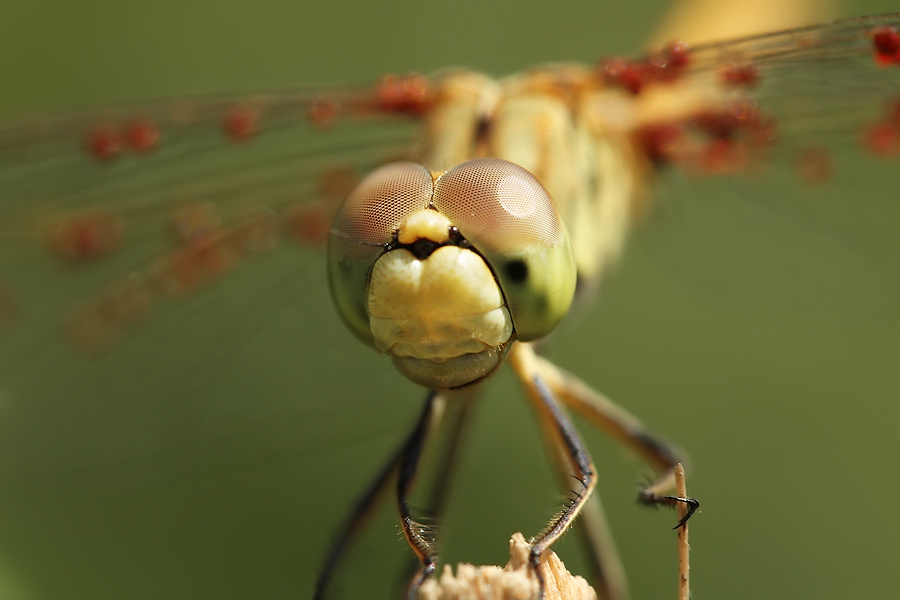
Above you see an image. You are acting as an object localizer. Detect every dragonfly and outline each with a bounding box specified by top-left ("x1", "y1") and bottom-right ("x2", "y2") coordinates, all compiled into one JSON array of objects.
[{"x1": 1, "y1": 0, "x2": 900, "y2": 599}]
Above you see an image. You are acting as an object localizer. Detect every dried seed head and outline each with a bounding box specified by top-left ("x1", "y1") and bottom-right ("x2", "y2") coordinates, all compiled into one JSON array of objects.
[{"x1": 417, "y1": 533, "x2": 596, "y2": 600}]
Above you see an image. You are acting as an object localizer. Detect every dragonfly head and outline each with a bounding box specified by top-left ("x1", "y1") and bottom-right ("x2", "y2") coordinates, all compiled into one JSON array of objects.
[{"x1": 328, "y1": 158, "x2": 577, "y2": 389}]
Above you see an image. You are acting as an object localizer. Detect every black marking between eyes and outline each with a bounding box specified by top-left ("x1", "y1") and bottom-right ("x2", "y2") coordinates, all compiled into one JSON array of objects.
[{"x1": 387, "y1": 225, "x2": 472, "y2": 260}]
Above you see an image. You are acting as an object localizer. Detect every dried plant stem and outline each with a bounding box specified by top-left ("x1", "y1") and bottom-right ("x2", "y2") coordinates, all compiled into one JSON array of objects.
[{"x1": 675, "y1": 463, "x2": 690, "y2": 600}]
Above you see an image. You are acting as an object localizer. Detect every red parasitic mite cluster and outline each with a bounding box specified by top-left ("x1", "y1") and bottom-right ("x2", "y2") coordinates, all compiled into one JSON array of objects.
[
  {"x1": 86, "y1": 122, "x2": 161, "y2": 160},
  {"x1": 862, "y1": 97, "x2": 900, "y2": 156},
  {"x1": 223, "y1": 106, "x2": 259, "y2": 141},
  {"x1": 599, "y1": 41, "x2": 691, "y2": 95},
  {"x1": 55, "y1": 157, "x2": 356, "y2": 350},
  {"x1": 126, "y1": 120, "x2": 161, "y2": 153},
  {"x1": 375, "y1": 73, "x2": 434, "y2": 115},
  {"x1": 636, "y1": 101, "x2": 777, "y2": 174},
  {"x1": 86, "y1": 128, "x2": 123, "y2": 160},
  {"x1": 720, "y1": 62, "x2": 760, "y2": 89},
  {"x1": 66, "y1": 209, "x2": 281, "y2": 353},
  {"x1": 152, "y1": 236, "x2": 240, "y2": 297},
  {"x1": 690, "y1": 102, "x2": 775, "y2": 142},
  {"x1": 155, "y1": 208, "x2": 280, "y2": 296},
  {"x1": 45, "y1": 210, "x2": 125, "y2": 262},
  {"x1": 649, "y1": 41, "x2": 692, "y2": 82},
  {"x1": 154, "y1": 211, "x2": 277, "y2": 296},
  {"x1": 695, "y1": 137, "x2": 749, "y2": 174},
  {"x1": 871, "y1": 26, "x2": 900, "y2": 66},
  {"x1": 636, "y1": 122, "x2": 684, "y2": 166}
]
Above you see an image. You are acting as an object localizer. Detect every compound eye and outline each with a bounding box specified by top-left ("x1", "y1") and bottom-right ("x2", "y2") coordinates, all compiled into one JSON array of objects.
[
  {"x1": 432, "y1": 158, "x2": 565, "y2": 253},
  {"x1": 331, "y1": 162, "x2": 434, "y2": 259},
  {"x1": 328, "y1": 162, "x2": 434, "y2": 346},
  {"x1": 432, "y1": 158, "x2": 576, "y2": 342}
]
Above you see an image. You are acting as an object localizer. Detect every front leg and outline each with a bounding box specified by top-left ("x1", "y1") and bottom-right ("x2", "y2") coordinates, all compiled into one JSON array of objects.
[
  {"x1": 531, "y1": 352, "x2": 699, "y2": 526},
  {"x1": 508, "y1": 344, "x2": 598, "y2": 599},
  {"x1": 396, "y1": 391, "x2": 443, "y2": 599}
]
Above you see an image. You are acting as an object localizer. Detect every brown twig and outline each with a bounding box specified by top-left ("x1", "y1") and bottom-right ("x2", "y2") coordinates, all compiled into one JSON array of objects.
[{"x1": 674, "y1": 463, "x2": 690, "y2": 600}]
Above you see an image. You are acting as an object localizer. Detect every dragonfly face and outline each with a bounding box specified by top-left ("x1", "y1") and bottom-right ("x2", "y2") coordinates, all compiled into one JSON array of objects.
[
  {"x1": 329, "y1": 157, "x2": 577, "y2": 388},
  {"x1": 1, "y1": 1, "x2": 900, "y2": 600}
]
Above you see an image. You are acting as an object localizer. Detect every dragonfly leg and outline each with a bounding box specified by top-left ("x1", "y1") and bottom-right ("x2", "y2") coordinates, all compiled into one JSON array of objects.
[
  {"x1": 397, "y1": 390, "x2": 447, "y2": 599},
  {"x1": 397, "y1": 389, "x2": 477, "y2": 589},
  {"x1": 531, "y1": 353, "x2": 700, "y2": 528},
  {"x1": 508, "y1": 343, "x2": 597, "y2": 600},
  {"x1": 536, "y1": 408, "x2": 630, "y2": 600},
  {"x1": 313, "y1": 391, "x2": 442, "y2": 600},
  {"x1": 523, "y1": 349, "x2": 627, "y2": 598}
]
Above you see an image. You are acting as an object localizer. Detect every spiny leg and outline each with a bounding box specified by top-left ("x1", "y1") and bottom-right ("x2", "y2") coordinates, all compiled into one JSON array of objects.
[
  {"x1": 398, "y1": 388, "x2": 478, "y2": 587},
  {"x1": 313, "y1": 391, "x2": 442, "y2": 600},
  {"x1": 536, "y1": 404, "x2": 630, "y2": 600},
  {"x1": 532, "y1": 353, "x2": 699, "y2": 527},
  {"x1": 508, "y1": 343, "x2": 597, "y2": 599},
  {"x1": 397, "y1": 391, "x2": 447, "y2": 599}
]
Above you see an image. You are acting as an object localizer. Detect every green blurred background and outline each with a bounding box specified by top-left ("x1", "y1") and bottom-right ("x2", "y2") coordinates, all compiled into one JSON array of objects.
[{"x1": 0, "y1": 0, "x2": 898, "y2": 599}]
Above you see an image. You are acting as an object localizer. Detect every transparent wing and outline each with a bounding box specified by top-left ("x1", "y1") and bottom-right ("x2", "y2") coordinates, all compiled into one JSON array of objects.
[
  {"x1": 610, "y1": 13, "x2": 900, "y2": 312},
  {"x1": 0, "y1": 81, "x2": 435, "y2": 599},
  {"x1": 0, "y1": 80, "x2": 435, "y2": 352},
  {"x1": 557, "y1": 15, "x2": 900, "y2": 600},
  {"x1": 610, "y1": 13, "x2": 900, "y2": 168},
  {"x1": 2, "y1": 13, "x2": 900, "y2": 600}
]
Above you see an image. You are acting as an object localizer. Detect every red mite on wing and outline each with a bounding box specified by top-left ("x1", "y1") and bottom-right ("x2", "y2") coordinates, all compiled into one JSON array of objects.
[
  {"x1": 0, "y1": 14, "x2": 892, "y2": 354},
  {"x1": 871, "y1": 25, "x2": 900, "y2": 65},
  {"x1": 720, "y1": 62, "x2": 761, "y2": 89},
  {"x1": 864, "y1": 97, "x2": 900, "y2": 156}
]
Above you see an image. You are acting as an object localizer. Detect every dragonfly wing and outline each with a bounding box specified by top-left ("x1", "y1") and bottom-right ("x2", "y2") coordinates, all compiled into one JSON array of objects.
[
  {"x1": 559, "y1": 17, "x2": 900, "y2": 600},
  {"x1": 0, "y1": 82, "x2": 432, "y2": 350},
  {"x1": 0, "y1": 83, "x2": 435, "y2": 598},
  {"x1": 607, "y1": 14, "x2": 896, "y2": 168},
  {"x1": 606, "y1": 14, "x2": 900, "y2": 295}
]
